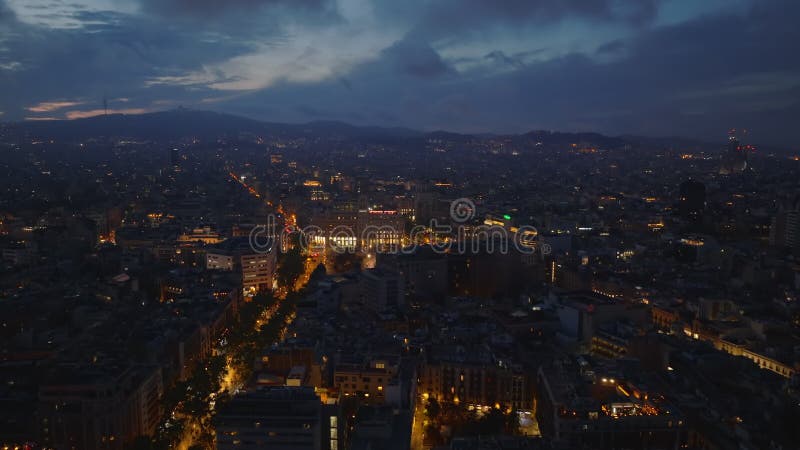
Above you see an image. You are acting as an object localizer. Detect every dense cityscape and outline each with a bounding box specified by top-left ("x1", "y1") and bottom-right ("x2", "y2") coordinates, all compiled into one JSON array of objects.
[
  {"x1": 0, "y1": 110, "x2": 798, "y2": 450},
  {"x1": 2, "y1": 0, "x2": 800, "y2": 449}
]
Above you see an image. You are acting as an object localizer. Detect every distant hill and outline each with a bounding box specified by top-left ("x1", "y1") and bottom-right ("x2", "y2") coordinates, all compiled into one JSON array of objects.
[
  {"x1": 3, "y1": 109, "x2": 423, "y2": 141},
  {"x1": 2, "y1": 108, "x2": 720, "y2": 150},
  {"x1": 7, "y1": 109, "x2": 283, "y2": 141},
  {"x1": 519, "y1": 130, "x2": 628, "y2": 149}
]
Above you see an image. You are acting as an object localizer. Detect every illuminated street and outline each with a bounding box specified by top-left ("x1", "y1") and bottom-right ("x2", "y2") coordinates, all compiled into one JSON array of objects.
[{"x1": 410, "y1": 396, "x2": 427, "y2": 450}]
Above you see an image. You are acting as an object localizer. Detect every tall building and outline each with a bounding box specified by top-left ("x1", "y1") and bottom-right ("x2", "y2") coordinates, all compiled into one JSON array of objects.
[
  {"x1": 770, "y1": 210, "x2": 800, "y2": 252},
  {"x1": 536, "y1": 359, "x2": 685, "y2": 449},
  {"x1": 206, "y1": 236, "x2": 277, "y2": 294},
  {"x1": 37, "y1": 366, "x2": 163, "y2": 450},
  {"x1": 2, "y1": 240, "x2": 36, "y2": 267},
  {"x1": 357, "y1": 209, "x2": 405, "y2": 251},
  {"x1": 170, "y1": 147, "x2": 180, "y2": 168},
  {"x1": 308, "y1": 209, "x2": 359, "y2": 252},
  {"x1": 333, "y1": 357, "x2": 399, "y2": 404},
  {"x1": 360, "y1": 268, "x2": 405, "y2": 311},
  {"x1": 378, "y1": 246, "x2": 448, "y2": 300},
  {"x1": 349, "y1": 406, "x2": 413, "y2": 450},
  {"x1": 214, "y1": 387, "x2": 339, "y2": 450},
  {"x1": 418, "y1": 353, "x2": 534, "y2": 411},
  {"x1": 678, "y1": 180, "x2": 705, "y2": 220},
  {"x1": 719, "y1": 133, "x2": 748, "y2": 174}
]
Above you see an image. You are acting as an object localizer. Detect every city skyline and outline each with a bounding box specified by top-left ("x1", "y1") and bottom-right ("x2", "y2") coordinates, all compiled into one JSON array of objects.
[{"x1": 3, "y1": 107, "x2": 779, "y2": 149}]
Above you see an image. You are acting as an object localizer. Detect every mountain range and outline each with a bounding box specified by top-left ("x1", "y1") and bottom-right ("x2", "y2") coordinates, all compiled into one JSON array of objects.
[{"x1": 1, "y1": 109, "x2": 722, "y2": 151}]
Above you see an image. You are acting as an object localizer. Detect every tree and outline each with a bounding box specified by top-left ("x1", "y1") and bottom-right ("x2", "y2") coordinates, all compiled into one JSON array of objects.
[
  {"x1": 127, "y1": 436, "x2": 157, "y2": 450},
  {"x1": 425, "y1": 397, "x2": 441, "y2": 421},
  {"x1": 423, "y1": 424, "x2": 444, "y2": 447},
  {"x1": 332, "y1": 251, "x2": 361, "y2": 273},
  {"x1": 277, "y1": 246, "x2": 305, "y2": 291},
  {"x1": 252, "y1": 291, "x2": 277, "y2": 310},
  {"x1": 310, "y1": 263, "x2": 327, "y2": 282},
  {"x1": 458, "y1": 407, "x2": 519, "y2": 436}
]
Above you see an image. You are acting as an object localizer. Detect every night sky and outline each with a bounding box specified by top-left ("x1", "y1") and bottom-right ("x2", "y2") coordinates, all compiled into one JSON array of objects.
[{"x1": 1, "y1": 0, "x2": 798, "y2": 145}]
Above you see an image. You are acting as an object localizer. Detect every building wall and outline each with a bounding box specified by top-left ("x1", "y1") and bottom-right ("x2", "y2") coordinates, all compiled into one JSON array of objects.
[
  {"x1": 333, "y1": 361, "x2": 396, "y2": 404},
  {"x1": 215, "y1": 389, "x2": 323, "y2": 450},
  {"x1": 419, "y1": 362, "x2": 533, "y2": 411},
  {"x1": 37, "y1": 366, "x2": 163, "y2": 450},
  {"x1": 241, "y1": 251, "x2": 276, "y2": 292}
]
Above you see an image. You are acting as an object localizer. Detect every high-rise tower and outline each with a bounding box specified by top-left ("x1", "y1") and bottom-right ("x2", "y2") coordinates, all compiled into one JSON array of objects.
[{"x1": 720, "y1": 129, "x2": 749, "y2": 174}]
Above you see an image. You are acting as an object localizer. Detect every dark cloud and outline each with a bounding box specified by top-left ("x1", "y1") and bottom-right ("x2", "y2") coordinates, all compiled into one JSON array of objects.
[
  {"x1": 138, "y1": 0, "x2": 337, "y2": 20},
  {"x1": 396, "y1": 0, "x2": 663, "y2": 41},
  {"x1": 484, "y1": 51, "x2": 525, "y2": 69},
  {"x1": 467, "y1": 0, "x2": 800, "y2": 143},
  {"x1": 0, "y1": 0, "x2": 14, "y2": 23},
  {"x1": 384, "y1": 38, "x2": 452, "y2": 78},
  {"x1": 449, "y1": 48, "x2": 545, "y2": 71},
  {"x1": 213, "y1": 0, "x2": 799, "y2": 145},
  {"x1": 614, "y1": 0, "x2": 660, "y2": 25},
  {"x1": 1, "y1": 0, "x2": 799, "y2": 145},
  {"x1": 337, "y1": 77, "x2": 352, "y2": 91},
  {"x1": 0, "y1": 9, "x2": 253, "y2": 118},
  {"x1": 596, "y1": 39, "x2": 626, "y2": 54},
  {"x1": 428, "y1": 0, "x2": 615, "y2": 24}
]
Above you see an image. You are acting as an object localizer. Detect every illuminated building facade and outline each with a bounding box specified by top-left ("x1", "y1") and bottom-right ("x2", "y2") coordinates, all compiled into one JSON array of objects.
[
  {"x1": 357, "y1": 209, "x2": 404, "y2": 251},
  {"x1": 206, "y1": 237, "x2": 277, "y2": 294},
  {"x1": 418, "y1": 360, "x2": 533, "y2": 411},
  {"x1": 333, "y1": 358, "x2": 398, "y2": 404},
  {"x1": 536, "y1": 360, "x2": 684, "y2": 449},
  {"x1": 719, "y1": 132, "x2": 751, "y2": 175}
]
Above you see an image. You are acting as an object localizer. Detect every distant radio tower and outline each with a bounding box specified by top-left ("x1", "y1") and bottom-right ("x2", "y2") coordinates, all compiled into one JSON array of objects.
[{"x1": 103, "y1": 96, "x2": 108, "y2": 116}]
